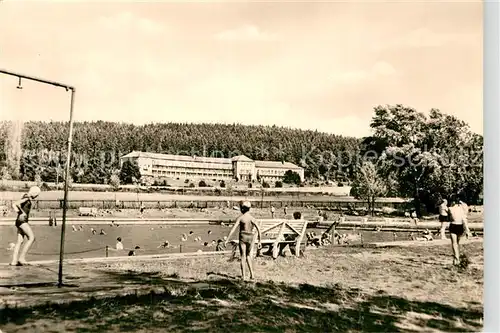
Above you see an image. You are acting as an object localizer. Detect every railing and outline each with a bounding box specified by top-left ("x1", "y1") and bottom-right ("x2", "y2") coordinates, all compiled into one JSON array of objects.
[{"x1": 0, "y1": 198, "x2": 413, "y2": 211}]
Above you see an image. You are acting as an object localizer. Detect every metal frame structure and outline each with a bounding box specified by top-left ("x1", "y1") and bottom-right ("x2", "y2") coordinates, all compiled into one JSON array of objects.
[{"x1": 0, "y1": 69, "x2": 75, "y2": 288}]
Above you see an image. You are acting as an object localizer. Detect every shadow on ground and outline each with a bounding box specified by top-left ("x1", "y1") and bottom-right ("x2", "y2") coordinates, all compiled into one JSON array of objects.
[{"x1": 0, "y1": 270, "x2": 483, "y2": 333}]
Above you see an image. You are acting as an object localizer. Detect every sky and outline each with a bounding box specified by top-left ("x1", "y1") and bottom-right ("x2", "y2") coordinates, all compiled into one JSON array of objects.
[{"x1": 0, "y1": 1, "x2": 483, "y2": 138}]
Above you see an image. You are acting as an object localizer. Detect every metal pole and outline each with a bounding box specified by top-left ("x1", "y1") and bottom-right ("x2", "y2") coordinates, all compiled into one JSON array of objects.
[
  {"x1": 0, "y1": 69, "x2": 75, "y2": 288},
  {"x1": 0, "y1": 69, "x2": 74, "y2": 90},
  {"x1": 58, "y1": 88, "x2": 75, "y2": 288}
]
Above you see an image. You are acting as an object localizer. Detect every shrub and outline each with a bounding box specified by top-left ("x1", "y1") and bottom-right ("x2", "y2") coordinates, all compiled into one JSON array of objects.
[
  {"x1": 283, "y1": 170, "x2": 301, "y2": 185},
  {"x1": 220, "y1": 180, "x2": 226, "y2": 188},
  {"x1": 262, "y1": 181, "x2": 270, "y2": 188},
  {"x1": 248, "y1": 183, "x2": 253, "y2": 188},
  {"x1": 189, "y1": 183, "x2": 195, "y2": 188},
  {"x1": 119, "y1": 160, "x2": 141, "y2": 185},
  {"x1": 109, "y1": 174, "x2": 121, "y2": 190},
  {"x1": 275, "y1": 181, "x2": 283, "y2": 188},
  {"x1": 199, "y1": 180, "x2": 207, "y2": 187}
]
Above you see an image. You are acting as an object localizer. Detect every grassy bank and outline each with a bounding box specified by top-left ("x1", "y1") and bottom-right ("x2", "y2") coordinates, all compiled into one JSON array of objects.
[{"x1": 0, "y1": 242, "x2": 483, "y2": 332}]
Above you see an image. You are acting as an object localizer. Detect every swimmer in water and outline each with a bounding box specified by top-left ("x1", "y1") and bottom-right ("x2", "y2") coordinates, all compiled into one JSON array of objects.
[
  {"x1": 116, "y1": 237, "x2": 124, "y2": 250},
  {"x1": 226, "y1": 201, "x2": 262, "y2": 280},
  {"x1": 158, "y1": 240, "x2": 170, "y2": 248}
]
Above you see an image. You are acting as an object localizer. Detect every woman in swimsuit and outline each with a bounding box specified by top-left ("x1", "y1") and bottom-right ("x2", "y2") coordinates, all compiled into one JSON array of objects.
[
  {"x1": 10, "y1": 186, "x2": 41, "y2": 266},
  {"x1": 438, "y1": 199, "x2": 449, "y2": 239},
  {"x1": 226, "y1": 201, "x2": 262, "y2": 280}
]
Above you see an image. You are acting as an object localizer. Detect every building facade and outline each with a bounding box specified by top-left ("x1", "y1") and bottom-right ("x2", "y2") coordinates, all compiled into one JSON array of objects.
[{"x1": 120, "y1": 151, "x2": 305, "y2": 183}]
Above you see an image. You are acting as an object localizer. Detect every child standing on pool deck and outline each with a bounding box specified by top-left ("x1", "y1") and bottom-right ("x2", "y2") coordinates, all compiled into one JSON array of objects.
[
  {"x1": 226, "y1": 201, "x2": 262, "y2": 280},
  {"x1": 10, "y1": 186, "x2": 41, "y2": 266}
]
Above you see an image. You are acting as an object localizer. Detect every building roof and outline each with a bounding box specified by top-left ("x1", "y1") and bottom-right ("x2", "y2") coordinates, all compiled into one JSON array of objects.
[
  {"x1": 254, "y1": 160, "x2": 303, "y2": 170},
  {"x1": 121, "y1": 151, "x2": 232, "y2": 165},
  {"x1": 231, "y1": 155, "x2": 253, "y2": 162}
]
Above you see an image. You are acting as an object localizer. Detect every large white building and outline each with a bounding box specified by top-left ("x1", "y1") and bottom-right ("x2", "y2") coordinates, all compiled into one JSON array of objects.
[{"x1": 120, "y1": 151, "x2": 305, "y2": 184}]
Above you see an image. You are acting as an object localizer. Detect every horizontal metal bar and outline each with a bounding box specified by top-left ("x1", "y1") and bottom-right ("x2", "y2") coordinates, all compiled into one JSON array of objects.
[{"x1": 0, "y1": 69, "x2": 74, "y2": 90}]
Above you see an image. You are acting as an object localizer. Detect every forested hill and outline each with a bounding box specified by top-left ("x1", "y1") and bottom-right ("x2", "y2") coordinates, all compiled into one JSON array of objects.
[{"x1": 0, "y1": 121, "x2": 360, "y2": 183}]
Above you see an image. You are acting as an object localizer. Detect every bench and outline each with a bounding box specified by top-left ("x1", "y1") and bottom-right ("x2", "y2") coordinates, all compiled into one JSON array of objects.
[
  {"x1": 228, "y1": 219, "x2": 309, "y2": 259},
  {"x1": 78, "y1": 207, "x2": 98, "y2": 217}
]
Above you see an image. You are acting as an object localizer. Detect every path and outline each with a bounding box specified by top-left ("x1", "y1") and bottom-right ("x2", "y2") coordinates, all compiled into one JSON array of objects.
[{"x1": 0, "y1": 260, "x2": 217, "y2": 310}]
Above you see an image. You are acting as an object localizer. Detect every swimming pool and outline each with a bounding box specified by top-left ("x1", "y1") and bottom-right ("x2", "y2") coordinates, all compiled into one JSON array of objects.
[{"x1": 0, "y1": 222, "x2": 437, "y2": 263}]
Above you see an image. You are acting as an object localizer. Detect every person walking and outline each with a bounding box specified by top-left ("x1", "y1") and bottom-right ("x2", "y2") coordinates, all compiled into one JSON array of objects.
[{"x1": 447, "y1": 196, "x2": 472, "y2": 266}]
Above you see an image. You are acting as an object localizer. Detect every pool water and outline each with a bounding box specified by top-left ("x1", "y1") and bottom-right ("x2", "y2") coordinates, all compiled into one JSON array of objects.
[{"x1": 0, "y1": 224, "x2": 418, "y2": 263}]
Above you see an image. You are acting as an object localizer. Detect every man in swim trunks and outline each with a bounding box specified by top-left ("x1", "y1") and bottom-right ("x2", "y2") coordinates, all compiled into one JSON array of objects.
[
  {"x1": 226, "y1": 201, "x2": 262, "y2": 280},
  {"x1": 447, "y1": 196, "x2": 472, "y2": 266},
  {"x1": 10, "y1": 186, "x2": 41, "y2": 266}
]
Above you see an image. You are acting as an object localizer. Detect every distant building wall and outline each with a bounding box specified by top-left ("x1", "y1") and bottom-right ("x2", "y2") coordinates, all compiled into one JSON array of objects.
[{"x1": 120, "y1": 151, "x2": 305, "y2": 184}]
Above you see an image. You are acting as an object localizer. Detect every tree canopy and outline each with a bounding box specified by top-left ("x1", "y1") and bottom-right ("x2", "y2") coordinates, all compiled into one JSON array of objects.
[
  {"x1": 283, "y1": 170, "x2": 302, "y2": 185},
  {"x1": 365, "y1": 105, "x2": 483, "y2": 213},
  {"x1": 350, "y1": 161, "x2": 387, "y2": 215},
  {"x1": 119, "y1": 160, "x2": 141, "y2": 185},
  {"x1": 0, "y1": 121, "x2": 359, "y2": 184}
]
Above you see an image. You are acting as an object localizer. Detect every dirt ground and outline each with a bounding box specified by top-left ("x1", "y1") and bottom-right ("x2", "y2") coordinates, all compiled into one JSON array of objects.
[
  {"x1": 1, "y1": 206, "x2": 485, "y2": 225},
  {"x1": 0, "y1": 242, "x2": 483, "y2": 332},
  {"x1": 4, "y1": 207, "x2": 325, "y2": 220}
]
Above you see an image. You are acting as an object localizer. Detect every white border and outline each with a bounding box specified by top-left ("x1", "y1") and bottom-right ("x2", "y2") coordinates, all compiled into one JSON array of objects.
[{"x1": 484, "y1": 2, "x2": 500, "y2": 332}]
